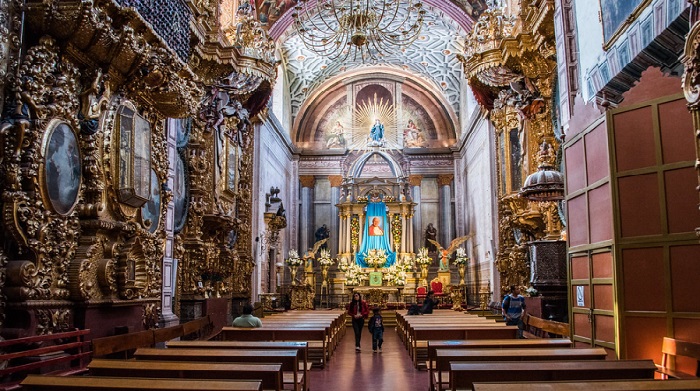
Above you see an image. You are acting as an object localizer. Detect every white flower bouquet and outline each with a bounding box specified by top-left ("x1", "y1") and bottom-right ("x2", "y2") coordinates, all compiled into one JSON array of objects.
[
  {"x1": 285, "y1": 249, "x2": 303, "y2": 267},
  {"x1": 337, "y1": 256, "x2": 349, "y2": 272},
  {"x1": 345, "y1": 263, "x2": 366, "y2": 285},
  {"x1": 454, "y1": 247, "x2": 468, "y2": 265},
  {"x1": 415, "y1": 247, "x2": 433, "y2": 266},
  {"x1": 317, "y1": 249, "x2": 334, "y2": 266},
  {"x1": 365, "y1": 249, "x2": 387, "y2": 269}
]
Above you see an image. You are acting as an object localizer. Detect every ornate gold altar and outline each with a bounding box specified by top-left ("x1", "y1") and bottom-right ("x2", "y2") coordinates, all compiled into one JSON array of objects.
[
  {"x1": 0, "y1": 0, "x2": 277, "y2": 335},
  {"x1": 458, "y1": 0, "x2": 562, "y2": 296}
]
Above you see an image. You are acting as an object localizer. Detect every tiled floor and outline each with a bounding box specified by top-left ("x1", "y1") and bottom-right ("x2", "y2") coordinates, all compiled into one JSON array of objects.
[{"x1": 308, "y1": 327, "x2": 429, "y2": 391}]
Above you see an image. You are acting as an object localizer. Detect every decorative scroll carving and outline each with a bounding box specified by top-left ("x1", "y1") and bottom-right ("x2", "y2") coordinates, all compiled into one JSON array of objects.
[
  {"x1": 36, "y1": 308, "x2": 71, "y2": 335},
  {"x1": 143, "y1": 302, "x2": 160, "y2": 330}
]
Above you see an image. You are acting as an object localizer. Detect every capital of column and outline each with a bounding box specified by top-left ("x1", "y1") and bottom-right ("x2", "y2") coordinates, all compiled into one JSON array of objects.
[
  {"x1": 328, "y1": 175, "x2": 343, "y2": 187},
  {"x1": 437, "y1": 174, "x2": 454, "y2": 186},
  {"x1": 408, "y1": 175, "x2": 423, "y2": 187},
  {"x1": 299, "y1": 175, "x2": 315, "y2": 188}
]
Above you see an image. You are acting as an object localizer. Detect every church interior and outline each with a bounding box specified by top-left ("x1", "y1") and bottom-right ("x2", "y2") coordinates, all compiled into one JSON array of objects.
[{"x1": 1, "y1": 0, "x2": 700, "y2": 389}]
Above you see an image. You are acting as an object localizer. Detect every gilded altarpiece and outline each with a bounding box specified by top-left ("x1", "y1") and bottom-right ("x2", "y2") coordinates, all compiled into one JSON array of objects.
[
  {"x1": 459, "y1": 0, "x2": 564, "y2": 296},
  {"x1": 175, "y1": 0, "x2": 277, "y2": 320},
  {"x1": 0, "y1": 0, "x2": 202, "y2": 336}
]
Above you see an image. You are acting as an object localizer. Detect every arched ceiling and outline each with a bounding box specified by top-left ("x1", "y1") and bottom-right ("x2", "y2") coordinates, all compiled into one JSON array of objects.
[
  {"x1": 281, "y1": 11, "x2": 467, "y2": 119},
  {"x1": 271, "y1": 1, "x2": 487, "y2": 121}
]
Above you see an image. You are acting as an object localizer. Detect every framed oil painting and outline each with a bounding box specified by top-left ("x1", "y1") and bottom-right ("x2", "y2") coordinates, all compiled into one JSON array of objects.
[
  {"x1": 225, "y1": 138, "x2": 240, "y2": 194},
  {"x1": 141, "y1": 169, "x2": 161, "y2": 233},
  {"x1": 601, "y1": 0, "x2": 646, "y2": 45},
  {"x1": 173, "y1": 152, "x2": 189, "y2": 233},
  {"x1": 44, "y1": 122, "x2": 81, "y2": 215}
]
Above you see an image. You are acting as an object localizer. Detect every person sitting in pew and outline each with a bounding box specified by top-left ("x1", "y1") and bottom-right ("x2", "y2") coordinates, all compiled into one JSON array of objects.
[
  {"x1": 233, "y1": 303, "x2": 263, "y2": 328},
  {"x1": 421, "y1": 291, "x2": 438, "y2": 314}
]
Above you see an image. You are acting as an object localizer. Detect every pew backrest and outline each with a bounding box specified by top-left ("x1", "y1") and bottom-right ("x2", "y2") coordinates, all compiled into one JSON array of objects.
[
  {"x1": 522, "y1": 313, "x2": 571, "y2": 338},
  {"x1": 659, "y1": 337, "x2": 700, "y2": 379}
]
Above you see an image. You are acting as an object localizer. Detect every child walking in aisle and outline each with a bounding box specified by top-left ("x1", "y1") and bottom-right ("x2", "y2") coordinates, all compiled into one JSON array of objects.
[{"x1": 368, "y1": 307, "x2": 385, "y2": 353}]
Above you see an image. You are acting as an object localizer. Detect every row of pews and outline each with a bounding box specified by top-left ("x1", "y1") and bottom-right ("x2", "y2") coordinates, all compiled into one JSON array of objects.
[
  {"x1": 20, "y1": 310, "x2": 346, "y2": 391},
  {"x1": 396, "y1": 309, "x2": 700, "y2": 391}
]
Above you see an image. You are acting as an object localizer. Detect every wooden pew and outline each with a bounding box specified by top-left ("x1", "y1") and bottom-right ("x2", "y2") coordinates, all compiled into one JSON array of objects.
[
  {"x1": 91, "y1": 330, "x2": 154, "y2": 359},
  {"x1": 88, "y1": 359, "x2": 283, "y2": 391},
  {"x1": 20, "y1": 374, "x2": 262, "y2": 391},
  {"x1": 522, "y1": 313, "x2": 571, "y2": 339},
  {"x1": 472, "y1": 379, "x2": 700, "y2": 390},
  {"x1": 658, "y1": 337, "x2": 700, "y2": 379},
  {"x1": 166, "y1": 340, "x2": 308, "y2": 391},
  {"x1": 134, "y1": 347, "x2": 303, "y2": 391},
  {"x1": 181, "y1": 315, "x2": 216, "y2": 340},
  {"x1": 216, "y1": 327, "x2": 328, "y2": 368},
  {"x1": 434, "y1": 348, "x2": 607, "y2": 391},
  {"x1": 410, "y1": 326, "x2": 518, "y2": 367},
  {"x1": 427, "y1": 339, "x2": 573, "y2": 390},
  {"x1": 0, "y1": 328, "x2": 91, "y2": 390},
  {"x1": 449, "y1": 360, "x2": 658, "y2": 391}
]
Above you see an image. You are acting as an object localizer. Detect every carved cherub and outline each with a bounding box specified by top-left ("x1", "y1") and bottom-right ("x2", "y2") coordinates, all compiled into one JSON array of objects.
[{"x1": 428, "y1": 235, "x2": 471, "y2": 271}]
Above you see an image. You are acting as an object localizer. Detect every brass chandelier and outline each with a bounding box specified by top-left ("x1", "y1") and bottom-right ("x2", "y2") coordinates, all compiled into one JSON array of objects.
[{"x1": 292, "y1": 0, "x2": 426, "y2": 62}]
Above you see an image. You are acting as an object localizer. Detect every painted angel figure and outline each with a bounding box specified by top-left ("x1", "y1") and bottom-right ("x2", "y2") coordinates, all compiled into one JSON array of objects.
[
  {"x1": 428, "y1": 235, "x2": 471, "y2": 271},
  {"x1": 303, "y1": 238, "x2": 329, "y2": 273}
]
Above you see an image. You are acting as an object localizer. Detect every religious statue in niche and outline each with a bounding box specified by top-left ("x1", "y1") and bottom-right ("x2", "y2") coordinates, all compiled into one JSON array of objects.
[
  {"x1": 403, "y1": 119, "x2": 427, "y2": 148},
  {"x1": 369, "y1": 118, "x2": 385, "y2": 145},
  {"x1": 314, "y1": 224, "x2": 330, "y2": 249},
  {"x1": 424, "y1": 223, "x2": 437, "y2": 252},
  {"x1": 326, "y1": 121, "x2": 346, "y2": 149}
]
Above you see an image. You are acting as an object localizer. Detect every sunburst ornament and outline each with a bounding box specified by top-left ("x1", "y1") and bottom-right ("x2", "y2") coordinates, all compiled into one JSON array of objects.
[{"x1": 348, "y1": 93, "x2": 402, "y2": 150}]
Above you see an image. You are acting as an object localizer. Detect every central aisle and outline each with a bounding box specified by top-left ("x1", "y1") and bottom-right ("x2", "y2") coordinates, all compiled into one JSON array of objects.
[{"x1": 308, "y1": 323, "x2": 429, "y2": 390}]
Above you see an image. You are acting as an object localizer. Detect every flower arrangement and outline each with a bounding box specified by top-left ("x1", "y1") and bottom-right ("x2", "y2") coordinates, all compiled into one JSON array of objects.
[
  {"x1": 397, "y1": 255, "x2": 414, "y2": 272},
  {"x1": 383, "y1": 265, "x2": 407, "y2": 286},
  {"x1": 317, "y1": 249, "x2": 334, "y2": 266},
  {"x1": 345, "y1": 263, "x2": 366, "y2": 286},
  {"x1": 337, "y1": 256, "x2": 349, "y2": 272},
  {"x1": 391, "y1": 214, "x2": 402, "y2": 247},
  {"x1": 350, "y1": 216, "x2": 360, "y2": 250},
  {"x1": 415, "y1": 247, "x2": 433, "y2": 266},
  {"x1": 454, "y1": 247, "x2": 469, "y2": 265},
  {"x1": 525, "y1": 286, "x2": 538, "y2": 297},
  {"x1": 364, "y1": 249, "x2": 388, "y2": 269},
  {"x1": 285, "y1": 249, "x2": 303, "y2": 267}
]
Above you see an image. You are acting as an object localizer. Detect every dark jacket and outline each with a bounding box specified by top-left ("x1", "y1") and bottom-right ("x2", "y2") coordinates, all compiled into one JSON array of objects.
[
  {"x1": 368, "y1": 314, "x2": 384, "y2": 332},
  {"x1": 346, "y1": 300, "x2": 369, "y2": 319}
]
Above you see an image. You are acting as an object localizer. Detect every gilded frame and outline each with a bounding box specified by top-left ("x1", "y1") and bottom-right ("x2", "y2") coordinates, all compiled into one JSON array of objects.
[
  {"x1": 225, "y1": 137, "x2": 240, "y2": 195},
  {"x1": 600, "y1": 0, "x2": 651, "y2": 50},
  {"x1": 140, "y1": 168, "x2": 161, "y2": 233},
  {"x1": 41, "y1": 119, "x2": 82, "y2": 216}
]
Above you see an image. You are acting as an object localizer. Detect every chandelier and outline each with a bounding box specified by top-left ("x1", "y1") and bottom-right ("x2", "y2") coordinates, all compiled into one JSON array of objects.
[{"x1": 292, "y1": 0, "x2": 426, "y2": 62}]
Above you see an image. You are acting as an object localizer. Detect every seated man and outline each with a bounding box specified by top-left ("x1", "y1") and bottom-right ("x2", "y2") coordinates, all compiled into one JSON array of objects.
[
  {"x1": 420, "y1": 291, "x2": 437, "y2": 314},
  {"x1": 232, "y1": 303, "x2": 262, "y2": 328}
]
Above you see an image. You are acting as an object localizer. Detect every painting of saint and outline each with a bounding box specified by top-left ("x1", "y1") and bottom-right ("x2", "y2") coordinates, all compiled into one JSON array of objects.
[
  {"x1": 141, "y1": 169, "x2": 161, "y2": 233},
  {"x1": 368, "y1": 216, "x2": 384, "y2": 236},
  {"x1": 325, "y1": 120, "x2": 346, "y2": 149},
  {"x1": 403, "y1": 119, "x2": 427, "y2": 148},
  {"x1": 256, "y1": 0, "x2": 294, "y2": 26},
  {"x1": 600, "y1": 0, "x2": 644, "y2": 42},
  {"x1": 45, "y1": 123, "x2": 81, "y2": 215}
]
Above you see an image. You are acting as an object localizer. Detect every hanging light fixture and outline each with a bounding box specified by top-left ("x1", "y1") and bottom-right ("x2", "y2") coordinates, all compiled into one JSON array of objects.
[
  {"x1": 292, "y1": 0, "x2": 426, "y2": 62},
  {"x1": 520, "y1": 141, "x2": 565, "y2": 202}
]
